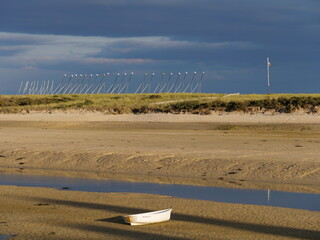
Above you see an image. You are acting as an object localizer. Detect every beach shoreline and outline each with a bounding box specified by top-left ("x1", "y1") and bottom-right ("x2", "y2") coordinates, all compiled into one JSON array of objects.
[{"x1": 1, "y1": 112, "x2": 320, "y2": 239}]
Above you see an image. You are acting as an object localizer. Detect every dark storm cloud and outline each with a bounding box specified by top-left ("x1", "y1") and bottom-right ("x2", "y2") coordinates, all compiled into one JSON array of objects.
[
  {"x1": 2, "y1": 0, "x2": 320, "y2": 63},
  {"x1": 91, "y1": 38, "x2": 262, "y2": 68},
  {"x1": 0, "y1": 0, "x2": 320, "y2": 94},
  {"x1": 1, "y1": 0, "x2": 319, "y2": 41}
]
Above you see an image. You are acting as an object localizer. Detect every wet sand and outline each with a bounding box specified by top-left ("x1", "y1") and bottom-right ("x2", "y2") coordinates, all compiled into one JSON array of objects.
[{"x1": 0, "y1": 112, "x2": 320, "y2": 239}]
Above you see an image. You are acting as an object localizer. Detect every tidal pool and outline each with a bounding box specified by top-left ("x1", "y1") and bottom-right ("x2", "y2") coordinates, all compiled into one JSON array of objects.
[{"x1": 0, "y1": 172, "x2": 319, "y2": 211}]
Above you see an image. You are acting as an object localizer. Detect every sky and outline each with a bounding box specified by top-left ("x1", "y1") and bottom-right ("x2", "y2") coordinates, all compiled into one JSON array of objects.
[{"x1": 0, "y1": 0, "x2": 320, "y2": 94}]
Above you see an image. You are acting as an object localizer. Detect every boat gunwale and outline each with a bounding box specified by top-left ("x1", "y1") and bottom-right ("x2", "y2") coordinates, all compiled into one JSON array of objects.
[{"x1": 124, "y1": 208, "x2": 172, "y2": 217}]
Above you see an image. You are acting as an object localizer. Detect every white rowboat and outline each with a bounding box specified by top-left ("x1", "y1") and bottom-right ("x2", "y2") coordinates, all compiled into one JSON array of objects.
[{"x1": 123, "y1": 208, "x2": 172, "y2": 225}]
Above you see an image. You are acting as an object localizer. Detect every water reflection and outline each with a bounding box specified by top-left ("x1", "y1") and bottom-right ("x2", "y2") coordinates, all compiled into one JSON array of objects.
[{"x1": 0, "y1": 173, "x2": 319, "y2": 211}]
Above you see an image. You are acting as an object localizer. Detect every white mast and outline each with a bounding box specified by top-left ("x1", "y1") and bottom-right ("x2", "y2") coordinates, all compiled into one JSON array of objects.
[{"x1": 267, "y1": 57, "x2": 271, "y2": 94}]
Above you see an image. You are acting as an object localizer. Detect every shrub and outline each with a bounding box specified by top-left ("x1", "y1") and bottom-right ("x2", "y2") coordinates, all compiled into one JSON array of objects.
[
  {"x1": 148, "y1": 94, "x2": 161, "y2": 99},
  {"x1": 168, "y1": 101, "x2": 200, "y2": 111},
  {"x1": 16, "y1": 97, "x2": 32, "y2": 106},
  {"x1": 225, "y1": 101, "x2": 248, "y2": 112}
]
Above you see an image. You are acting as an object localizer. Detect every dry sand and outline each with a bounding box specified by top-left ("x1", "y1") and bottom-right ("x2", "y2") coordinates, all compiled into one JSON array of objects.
[
  {"x1": 0, "y1": 112, "x2": 320, "y2": 239},
  {"x1": 1, "y1": 112, "x2": 320, "y2": 190},
  {"x1": 1, "y1": 111, "x2": 320, "y2": 123}
]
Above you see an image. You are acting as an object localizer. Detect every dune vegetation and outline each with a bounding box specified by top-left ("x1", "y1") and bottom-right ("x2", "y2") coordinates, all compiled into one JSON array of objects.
[{"x1": 1, "y1": 93, "x2": 320, "y2": 114}]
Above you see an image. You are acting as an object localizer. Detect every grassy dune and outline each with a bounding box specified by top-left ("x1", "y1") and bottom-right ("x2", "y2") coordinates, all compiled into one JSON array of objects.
[{"x1": 1, "y1": 93, "x2": 320, "y2": 114}]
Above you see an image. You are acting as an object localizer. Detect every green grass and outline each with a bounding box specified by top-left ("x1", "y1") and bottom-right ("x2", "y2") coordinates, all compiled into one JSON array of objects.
[
  {"x1": 0, "y1": 93, "x2": 220, "y2": 113},
  {"x1": 1, "y1": 93, "x2": 320, "y2": 114}
]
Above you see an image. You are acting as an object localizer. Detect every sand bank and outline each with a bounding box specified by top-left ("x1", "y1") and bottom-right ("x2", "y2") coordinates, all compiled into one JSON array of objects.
[
  {"x1": 1, "y1": 113, "x2": 320, "y2": 189},
  {"x1": 1, "y1": 185, "x2": 319, "y2": 240}
]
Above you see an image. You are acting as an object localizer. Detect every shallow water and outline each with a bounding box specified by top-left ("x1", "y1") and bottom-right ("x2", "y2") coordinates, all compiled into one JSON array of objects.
[
  {"x1": 1, "y1": 173, "x2": 319, "y2": 211},
  {"x1": 0, "y1": 235, "x2": 15, "y2": 240}
]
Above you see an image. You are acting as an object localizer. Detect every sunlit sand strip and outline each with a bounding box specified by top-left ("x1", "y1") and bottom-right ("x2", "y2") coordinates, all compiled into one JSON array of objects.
[{"x1": 1, "y1": 112, "x2": 320, "y2": 123}]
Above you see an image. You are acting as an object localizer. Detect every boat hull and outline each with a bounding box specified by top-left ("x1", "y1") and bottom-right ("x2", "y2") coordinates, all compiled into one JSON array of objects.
[{"x1": 123, "y1": 209, "x2": 172, "y2": 225}]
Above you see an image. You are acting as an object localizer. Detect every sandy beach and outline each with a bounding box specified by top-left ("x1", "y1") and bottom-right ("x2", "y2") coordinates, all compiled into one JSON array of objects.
[
  {"x1": 1, "y1": 185, "x2": 319, "y2": 240},
  {"x1": 1, "y1": 112, "x2": 320, "y2": 239}
]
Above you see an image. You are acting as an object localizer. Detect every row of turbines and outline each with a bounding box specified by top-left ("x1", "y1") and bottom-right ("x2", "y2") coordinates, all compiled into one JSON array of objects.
[{"x1": 18, "y1": 72, "x2": 205, "y2": 95}]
